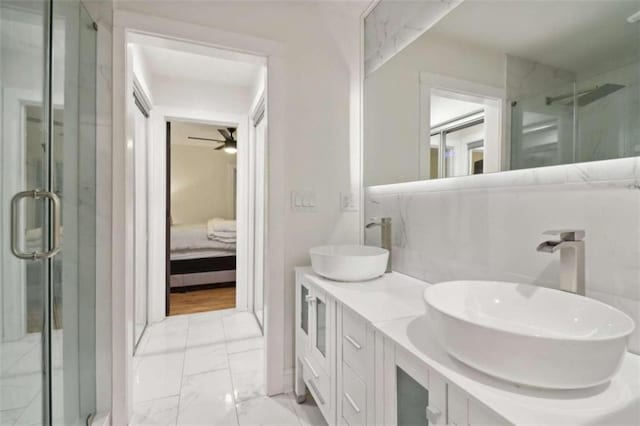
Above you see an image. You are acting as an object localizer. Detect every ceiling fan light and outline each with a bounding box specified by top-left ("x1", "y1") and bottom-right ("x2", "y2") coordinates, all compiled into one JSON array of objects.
[{"x1": 223, "y1": 146, "x2": 237, "y2": 154}]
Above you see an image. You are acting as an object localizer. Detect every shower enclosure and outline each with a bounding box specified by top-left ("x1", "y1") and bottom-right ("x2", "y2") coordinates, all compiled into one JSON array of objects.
[
  {"x1": 1, "y1": 0, "x2": 97, "y2": 424},
  {"x1": 510, "y1": 60, "x2": 640, "y2": 170}
]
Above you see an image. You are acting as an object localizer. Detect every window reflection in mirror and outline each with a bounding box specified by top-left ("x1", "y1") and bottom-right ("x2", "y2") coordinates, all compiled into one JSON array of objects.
[{"x1": 363, "y1": 1, "x2": 640, "y2": 186}]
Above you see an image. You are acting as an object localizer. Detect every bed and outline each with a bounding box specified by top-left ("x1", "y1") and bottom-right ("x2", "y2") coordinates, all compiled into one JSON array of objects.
[{"x1": 169, "y1": 223, "x2": 236, "y2": 289}]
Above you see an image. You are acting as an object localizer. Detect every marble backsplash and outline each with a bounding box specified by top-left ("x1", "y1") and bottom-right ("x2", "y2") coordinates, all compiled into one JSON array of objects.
[{"x1": 365, "y1": 158, "x2": 640, "y2": 354}]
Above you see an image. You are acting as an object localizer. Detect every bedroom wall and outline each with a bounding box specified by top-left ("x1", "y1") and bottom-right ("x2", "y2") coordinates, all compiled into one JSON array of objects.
[{"x1": 170, "y1": 122, "x2": 237, "y2": 224}]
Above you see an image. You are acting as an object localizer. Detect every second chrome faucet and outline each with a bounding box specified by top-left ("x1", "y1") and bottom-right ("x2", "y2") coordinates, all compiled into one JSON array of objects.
[
  {"x1": 366, "y1": 217, "x2": 392, "y2": 273},
  {"x1": 537, "y1": 229, "x2": 586, "y2": 296}
]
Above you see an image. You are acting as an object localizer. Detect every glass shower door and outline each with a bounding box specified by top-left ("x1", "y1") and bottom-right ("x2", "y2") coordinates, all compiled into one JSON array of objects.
[
  {"x1": 1, "y1": 1, "x2": 48, "y2": 424},
  {"x1": 0, "y1": 1, "x2": 97, "y2": 424}
]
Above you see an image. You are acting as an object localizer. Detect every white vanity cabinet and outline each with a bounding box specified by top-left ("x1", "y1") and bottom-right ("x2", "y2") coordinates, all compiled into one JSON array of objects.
[
  {"x1": 294, "y1": 269, "x2": 510, "y2": 426},
  {"x1": 295, "y1": 271, "x2": 336, "y2": 423}
]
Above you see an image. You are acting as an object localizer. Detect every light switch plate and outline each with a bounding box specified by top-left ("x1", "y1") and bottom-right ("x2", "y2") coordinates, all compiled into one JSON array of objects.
[
  {"x1": 291, "y1": 190, "x2": 317, "y2": 212},
  {"x1": 340, "y1": 192, "x2": 358, "y2": 212}
]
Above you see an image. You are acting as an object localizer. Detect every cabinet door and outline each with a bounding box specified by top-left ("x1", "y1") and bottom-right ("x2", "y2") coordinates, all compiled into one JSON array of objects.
[
  {"x1": 300, "y1": 281, "x2": 311, "y2": 338},
  {"x1": 296, "y1": 277, "x2": 313, "y2": 361},
  {"x1": 397, "y1": 366, "x2": 430, "y2": 426},
  {"x1": 384, "y1": 344, "x2": 447, "y2": 426},
  {"x1": 310, "y1": 288, "x2": 331, "y2": 373}
]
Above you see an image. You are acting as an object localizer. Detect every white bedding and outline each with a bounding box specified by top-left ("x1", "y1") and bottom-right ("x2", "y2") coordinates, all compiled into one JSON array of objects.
[
  {"x1": 170, "y1": 248, "x2": 235, "y2": 261},
  {"x1": 171, "y1": 224, "x2": 236, "y2": 251}
]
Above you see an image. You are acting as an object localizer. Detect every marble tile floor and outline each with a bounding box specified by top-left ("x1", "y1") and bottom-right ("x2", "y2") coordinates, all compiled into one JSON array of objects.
[
  {"x1": 132, "y1": 309, "x2": 326, "y2": 426},
  {"x1": 0, "y1": 330, "x2": 65, "y2": 426}
]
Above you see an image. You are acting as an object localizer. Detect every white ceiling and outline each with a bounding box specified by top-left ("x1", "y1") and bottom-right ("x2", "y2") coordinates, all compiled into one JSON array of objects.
[
  {"x1": 429, "y1": 1, "x2": 640, "y2": 73},
  {"x1": 137, "y1": 43, "x2": 263, "y2": 87},
  {"x1": 431, "y1": 95, "x2": 483, "y2": 126}
]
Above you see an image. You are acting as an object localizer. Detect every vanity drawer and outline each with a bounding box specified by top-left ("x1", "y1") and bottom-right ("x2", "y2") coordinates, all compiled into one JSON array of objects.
[
  {"x1": 303, "y1": 355, "x2": 330, "y2": 416},
  {"x1": 342, "y1": 362, "x2": 366, "y2": 426},
  {"x1": 342, "y1": 307, "x2": 367, "y2": 378}
]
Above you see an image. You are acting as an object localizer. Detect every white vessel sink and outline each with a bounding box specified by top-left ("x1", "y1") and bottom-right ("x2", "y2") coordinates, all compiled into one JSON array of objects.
[
  {"x1": 424, "y1": 281, "x2": 635, "y2": 389},
  {"x1": 309, "y1": 245, "x2": 389, "y2": 282}
]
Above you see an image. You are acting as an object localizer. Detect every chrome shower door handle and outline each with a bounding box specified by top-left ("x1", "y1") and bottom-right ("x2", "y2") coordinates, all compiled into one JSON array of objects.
[{"x1": 11, "y1": 189, "x2": 61, "y2": 260}]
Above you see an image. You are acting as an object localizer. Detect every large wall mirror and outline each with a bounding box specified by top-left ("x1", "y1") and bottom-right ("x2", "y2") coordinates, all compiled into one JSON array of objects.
[{"x1": 363, "y1": 1, "x2": 640, "y2": 186}]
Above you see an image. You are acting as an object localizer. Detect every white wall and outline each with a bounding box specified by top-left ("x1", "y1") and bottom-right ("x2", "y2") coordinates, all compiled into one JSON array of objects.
[
  {"x1": 364, "y1": 33, "x2": 505, "y2": 186},
  {"x1": 115, "y1": 1, "x2": 364, "y2": 393},
  {"x1": 151, "y1": 75, "x2": 252, "y2": 115},
  {"x1": 170, "y1": 128, "x2": 237, "y2": 224},
  {"x1": 130, "y1": 44, "x2": 154, "y2": 104}
]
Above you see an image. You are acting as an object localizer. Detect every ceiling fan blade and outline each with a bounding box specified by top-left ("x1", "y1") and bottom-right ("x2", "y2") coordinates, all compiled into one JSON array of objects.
[
  {"x1": 218, "y1": 128, "x2": 231, "y2": 141},
  {"x1": 214, "y1": 144, "x2": 225, "y2": 150},
  {"x1": 188, "y1": 136, "x2": 225, "y2": 143}
]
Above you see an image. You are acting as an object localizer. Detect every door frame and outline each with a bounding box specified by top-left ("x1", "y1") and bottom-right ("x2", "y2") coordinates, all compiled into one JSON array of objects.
[
  {"x1": 249, "y1": 93, "x2": 266, "y2": 326},
  {"x1": 165, "y1": 121, "x2": 171, "y2": 316},
  {"x1": 112, "y1": 11, "x2": 285, "y2": 424},
  {"x1": 419, "y1": 72, "x2": 506, "y2": 179}
]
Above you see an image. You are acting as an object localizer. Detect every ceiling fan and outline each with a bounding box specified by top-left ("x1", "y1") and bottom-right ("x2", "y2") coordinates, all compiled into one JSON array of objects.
[{"x1": 187, "y1": 127, "x2": 237, "y2": 154}]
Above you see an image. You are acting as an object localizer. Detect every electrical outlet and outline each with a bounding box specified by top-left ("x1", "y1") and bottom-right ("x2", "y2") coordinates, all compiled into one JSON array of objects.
[{"x1": 341, "y1": 192, "x2": 358, "y2": 212}]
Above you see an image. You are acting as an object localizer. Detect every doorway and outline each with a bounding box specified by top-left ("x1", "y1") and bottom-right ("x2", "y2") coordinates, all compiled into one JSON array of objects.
[
  {"x1": 420, "y1": 73, "x2": 505, "y2": 180},
  {"x1": 113, "y1": 14, "x2": 289, "y2": 422},
  {"x1": 124, "y1": 31, "x2": 274, "y2": 421},
  {"x1": 166, "y1": 120, "x2": 240, "y2": 316}
]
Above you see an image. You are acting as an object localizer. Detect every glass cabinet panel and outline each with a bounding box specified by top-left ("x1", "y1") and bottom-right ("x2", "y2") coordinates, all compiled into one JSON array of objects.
[
  {"x1": 397, "y1": 367, "x2": 430, "y2": 426},
  {"x1": 300, "y1": 285, "x2": 309, "y2": 335},
  {"x1": 315, "y1": 298, "x2": 326, "y2": 356}
]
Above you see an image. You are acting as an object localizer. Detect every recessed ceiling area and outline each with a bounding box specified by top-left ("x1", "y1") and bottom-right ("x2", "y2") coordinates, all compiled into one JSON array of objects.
[
  {"x1": 135, "y1": 43, "x2": 264, "y2": 88},
  {"x1": 428, "y1": 1, "x2": 640, "y2": 74}
]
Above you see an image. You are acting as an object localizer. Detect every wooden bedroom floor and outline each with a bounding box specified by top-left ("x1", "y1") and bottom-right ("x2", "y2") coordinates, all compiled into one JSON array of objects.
[{"x1": 169, "y1": 286, "x2": 236, "y2": 316}]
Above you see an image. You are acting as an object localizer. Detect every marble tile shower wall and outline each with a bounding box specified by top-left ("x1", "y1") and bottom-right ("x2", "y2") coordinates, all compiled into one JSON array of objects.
[{"x1": 365, "y1": 159, "x2": 640, "y2": 354}]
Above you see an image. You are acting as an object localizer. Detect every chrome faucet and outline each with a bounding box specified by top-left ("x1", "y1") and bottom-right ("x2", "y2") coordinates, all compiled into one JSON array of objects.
[
  {"x1": 366, "y1": 217, "x2": 392, "y2": 273},
  {"x1": 536, "y1": 230, "x2": 586, "y2": 296}
]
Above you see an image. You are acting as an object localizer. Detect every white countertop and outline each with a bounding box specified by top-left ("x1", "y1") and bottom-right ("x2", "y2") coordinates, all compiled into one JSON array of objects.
[
  {"x1": 297, "y1": 267, "x2": 640, "y2": 425},
  {"x1": 300, "y1": 267, "x2": 428, "y2": 323}
]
